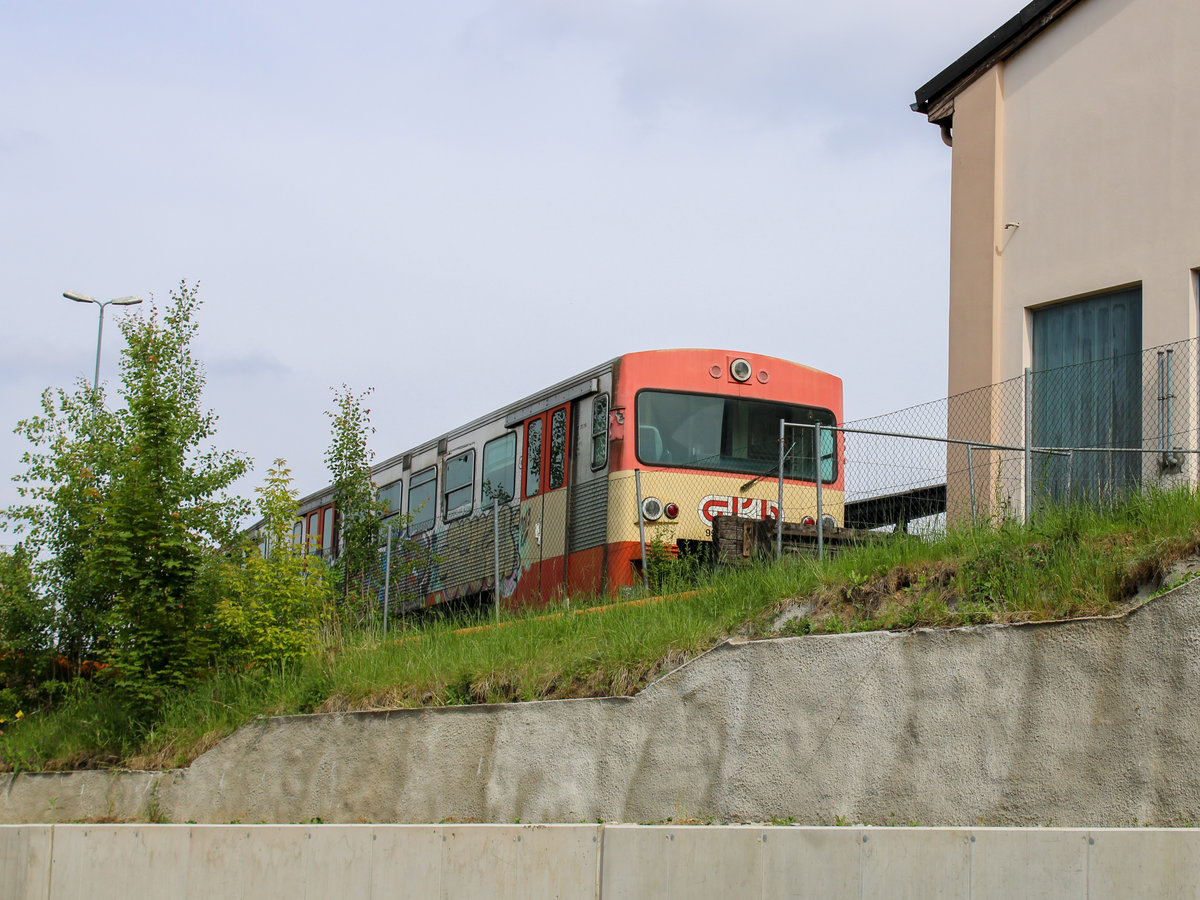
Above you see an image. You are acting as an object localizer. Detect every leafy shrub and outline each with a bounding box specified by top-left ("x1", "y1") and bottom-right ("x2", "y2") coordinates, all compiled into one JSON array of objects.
[{"x1": 210, "y1": 461, "x2": 331, "y2": 668}]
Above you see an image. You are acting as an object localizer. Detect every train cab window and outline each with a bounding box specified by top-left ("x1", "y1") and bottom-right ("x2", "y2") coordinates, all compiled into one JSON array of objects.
[
  {"x1": 483, "y1": 433, "x2": 516, "y2": 504},
  {"x1": 591, "y1": 394, "x2": 609, "y2": 470},
  {"x1": 636, "y1": 390, "x2": 837, "y2": 481},
  {"x1": 408, "y1": 466, "x2": 437, "y2": 533},
  {"x1": 549, "y1": 407, "x2": 568, "y2": 489},
  {"x1": 524, "y1": 418, "x2": 542, "y2": 498},
  {"x1": 378, "y1": 482, "x2": 402, "y2": 519},
  {"x1": 292, "y1": 520, "x2": 303, "y2": 547},
  {"x1": 444, "y1": 450, "x2": 475, "y2": 521}
]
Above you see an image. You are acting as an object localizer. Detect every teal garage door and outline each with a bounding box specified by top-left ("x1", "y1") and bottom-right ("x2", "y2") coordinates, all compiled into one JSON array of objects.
[{"x1": 1031, "y1": 287, "x2": 1142, "y2": 502}]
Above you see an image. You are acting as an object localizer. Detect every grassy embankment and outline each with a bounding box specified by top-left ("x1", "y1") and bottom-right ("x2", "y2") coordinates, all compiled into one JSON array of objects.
[{"x1": 6, "y1": 487, "x2": 1200, "y2": 773}]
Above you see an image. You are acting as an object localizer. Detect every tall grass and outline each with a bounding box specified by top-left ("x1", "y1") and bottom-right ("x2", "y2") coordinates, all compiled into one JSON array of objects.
[{"x1": 7, "y1": 486, "x2": 1200, "y2": 773}]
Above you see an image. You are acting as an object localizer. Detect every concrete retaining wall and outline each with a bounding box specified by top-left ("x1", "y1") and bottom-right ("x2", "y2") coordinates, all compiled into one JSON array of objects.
[
  {"x1": 4, "y1": 823, "x2": 1200, "y2": 899},
  {"x1": 6, "y1": 581, "x2": 1200, "y2": 826}
]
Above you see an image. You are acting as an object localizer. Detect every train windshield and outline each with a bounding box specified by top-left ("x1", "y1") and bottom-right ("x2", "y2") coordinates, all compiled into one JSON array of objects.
[{"x1": 636, "y1": 390, "x2": 836, "y2": 481}]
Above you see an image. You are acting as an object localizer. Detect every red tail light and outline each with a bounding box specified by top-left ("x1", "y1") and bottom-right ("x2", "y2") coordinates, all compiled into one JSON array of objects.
[
  {"x1": 801, "y1": 516, "x2": 816, "y2": 526},
  {"x1": 664, "y1": 502, "x2": 679, "y2": 519}
]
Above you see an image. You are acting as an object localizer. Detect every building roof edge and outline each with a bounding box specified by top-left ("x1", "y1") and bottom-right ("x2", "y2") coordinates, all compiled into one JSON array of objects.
[{"x1": 912, "y1": 0, "x2": 1086, "y2": 123}]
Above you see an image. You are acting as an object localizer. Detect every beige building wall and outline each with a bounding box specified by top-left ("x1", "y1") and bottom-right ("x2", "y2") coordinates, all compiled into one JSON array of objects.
[
  {"x1": 949, "y1": 0, "x2": 1200, "y2": 390},
  {"x1": 942, "y1": 0, "x2": 1200, "y2": 514}
]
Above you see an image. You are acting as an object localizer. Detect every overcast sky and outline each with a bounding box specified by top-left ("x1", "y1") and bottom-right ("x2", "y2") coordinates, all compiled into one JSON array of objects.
[{"x1": 1, "y1": 0, "x2": 1021, "y2": 524}]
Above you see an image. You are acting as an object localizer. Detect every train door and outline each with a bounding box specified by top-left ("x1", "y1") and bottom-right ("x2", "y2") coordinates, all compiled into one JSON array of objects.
[
  {"x1": 518, "y1": 403, "x2": 571, "y2": 604},
  {"x1": 304, "y1": 504, "x2": 335, "y2": 558}
]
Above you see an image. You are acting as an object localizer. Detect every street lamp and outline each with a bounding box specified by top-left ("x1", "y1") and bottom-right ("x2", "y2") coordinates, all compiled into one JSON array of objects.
[{"x1": 63, "y1": 291, "x2": 144, "y2": 392}]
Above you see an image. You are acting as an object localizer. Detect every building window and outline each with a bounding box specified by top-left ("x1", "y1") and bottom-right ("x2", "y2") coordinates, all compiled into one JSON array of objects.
[
  {"x1": 444, "y1": 450, "x2": 475, "y2": 520},
  {"x1": 591, "y1": 393, "x2": 609, "y2": 470},
  {"x1": 483, "y1": 433, "x2": 516, "y2": 504},
  {"x1": 408, "y1": 466, "x2": 437, "y2": 533}
]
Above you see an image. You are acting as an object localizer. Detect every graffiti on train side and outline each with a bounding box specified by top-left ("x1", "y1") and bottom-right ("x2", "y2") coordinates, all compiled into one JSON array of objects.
[
  {"x1": 392, "y1": 505, "x2": 523, "y2": 604},
  {"x1": 518, "y1": 501, "x2": 539, "y2": 578}
]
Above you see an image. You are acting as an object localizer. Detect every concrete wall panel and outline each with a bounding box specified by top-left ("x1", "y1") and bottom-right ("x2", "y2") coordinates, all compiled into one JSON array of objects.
[
  {"x1": 860, "y1": 828, "x2": 971, "y2": 899},
  {"x1": 969, "y1": 828, "x2": 1088, "y2": 899},
  {"x1": 439, "y1": 824, "x2": 599, "y2": 900},
  {"x1": 1088, "y1": 828, "x2": 1200, "y2": 898},
  {"x1": 0, "y1": 825, "x2": 52, "y2": 900},
  {"x1": 759, "y1": 827, "x2": 862, "y2": 898},
  {"x1": 13, "y1": 824, "x2": 1200, "y2": 898},
  {"x1": 368, "y1": 824, "x2": 444, "y2": 899},
  {"x1": 185, "y1": 826, "x2": 308, "y2": 899},
  {"x1": 48, "y1": 825, "x2": 190, "y2": 900},
  {"x1": 601, "y1": 825, "x2": 864, "y2": 899},
  {"x1": 602, "y1": 825, "x2": 762, "y2": 899},
  {"x1": 302, "y1": 825, "x2": 375, "y2": 897}
]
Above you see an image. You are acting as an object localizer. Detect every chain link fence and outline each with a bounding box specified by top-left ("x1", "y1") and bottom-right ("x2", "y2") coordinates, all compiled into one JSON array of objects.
[{"x1": 774, "y1": 336, "x2": 1200, "y2": 555}]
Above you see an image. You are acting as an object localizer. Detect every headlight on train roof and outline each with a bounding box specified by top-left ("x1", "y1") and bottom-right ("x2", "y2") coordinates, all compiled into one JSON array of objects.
[
  {"x1": 730, "y1": 358, "x2": 752, "y2": 382},
  {"x1": 642, "y1": 496, "x2": 664, "y2": 521}
]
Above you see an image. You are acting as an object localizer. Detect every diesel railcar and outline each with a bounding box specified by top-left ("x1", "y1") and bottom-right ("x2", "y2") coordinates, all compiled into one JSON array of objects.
[{"x1": 293, "y1": 349, "x2": 843, "y2": 609}]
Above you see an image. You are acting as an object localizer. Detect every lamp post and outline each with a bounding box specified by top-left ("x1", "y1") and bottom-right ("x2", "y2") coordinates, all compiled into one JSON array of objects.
[{"x1": 63, "y1": 291, "x2": 143, "y2": 391}]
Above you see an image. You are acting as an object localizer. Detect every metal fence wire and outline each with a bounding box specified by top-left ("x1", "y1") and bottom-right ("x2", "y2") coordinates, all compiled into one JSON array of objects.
[
  {"x1": 336, "y1": 337, "x2": 1200, "y2": 613},
  {"x1": 777, "y1": 336, "x2": 1200, "y2": 553}
]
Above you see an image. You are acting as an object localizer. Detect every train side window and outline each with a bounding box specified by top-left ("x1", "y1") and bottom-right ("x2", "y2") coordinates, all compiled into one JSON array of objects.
[
  {"x1": 483, "y1": 433, "x2": 516, "y2": 504},
  {"x1": 378, "y1": 481, "x2": 402, "y2": 519},
  {"x1": 322, "y1": 507, "x2": 334, "y2": 556},
  {"x1": 591, "y1": 394, "x2": 609, "y2": 470},
  {"x1": 408, "y1": 466, "x2": 437, "y2": 533},
  {"x1": 307, "y1": 511, "x2": 321, "y2": 554},
  {"x1": 444, "y1": 450, "x2": 475, "y2": 521},
  {"x1": 524, "y1": 417, "x2": 543, "y2": 498},
  {"x1": 549, "y1": 407, "x2": 568, "y2": 489}
]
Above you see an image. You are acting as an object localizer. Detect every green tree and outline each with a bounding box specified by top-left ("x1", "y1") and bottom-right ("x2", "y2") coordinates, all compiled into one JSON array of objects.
[
  {"x1": 4, "y1": 282, "x2": 250, "y2": 709},
  {"x1": 95, "y1": 283, "x2": 250, "y2": 702},
  {"x1": 210, "y1": 460, "x2": 330, "y2": 667},
  {"x1": 324, "y1": 385, "x2": 386, "y2": 608},
  {"x1": 0, "y1": 545, "x2": 55, "y2": 712},
  {"x1": 5, "y1": 382, "x2": 120, "y2": 667}
]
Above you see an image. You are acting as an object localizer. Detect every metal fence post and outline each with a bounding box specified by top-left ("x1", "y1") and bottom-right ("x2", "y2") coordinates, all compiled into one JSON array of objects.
[
  {"x1": 815, "y1": 423, "x2": 824, "y2": 562},
  {"x1": 382, "y1": 522, "x2": 392, "y2": 637},
  {"x1": 1167, "y1": 347, "x2": 1175, "y2": 455},
  {"x1": 776, "y1": 418, "x2": 785, "y2": 558},
  {"x1": 634, "y1": 469, "x2": 649, "y2": 593},
  {"x1": 1024, "y1": 366, "x2": 1033, "y2": 523},
  {"x1": 967, "y1": 443, "x2": 977, "y2": 527},
  {"x1": 493, "y1": 494, "x2": 501, "y2": 622},
  {"x1": 1158, "y1": 351, "x2": 1166, "y2": 456}
]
